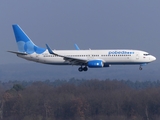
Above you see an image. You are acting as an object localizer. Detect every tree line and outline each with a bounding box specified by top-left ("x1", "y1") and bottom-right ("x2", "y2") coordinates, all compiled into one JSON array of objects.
[{"x1": 0, "y1": 79, "x2": 160, "y2": 120}]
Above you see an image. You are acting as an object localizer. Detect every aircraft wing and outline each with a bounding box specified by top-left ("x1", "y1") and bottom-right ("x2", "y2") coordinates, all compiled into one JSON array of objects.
[
  {"x1": 63, "y1": 57, "x2": 87, "y2": 65},
  {"x1": 7, "y1": 51, "x2": 28, "y2": 55},
  {"x1": 46, "y1": 44, "x2": 87, "y2": 65}
]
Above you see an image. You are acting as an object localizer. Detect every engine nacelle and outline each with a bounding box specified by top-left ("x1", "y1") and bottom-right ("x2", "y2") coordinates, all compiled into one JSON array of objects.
[{"x1": 87, "y1": 60, "x2": 104, "y2": 68}]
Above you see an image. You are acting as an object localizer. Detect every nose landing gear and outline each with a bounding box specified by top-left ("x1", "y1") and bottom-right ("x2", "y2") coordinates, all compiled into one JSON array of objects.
[
  {"x1": 78, "y1": 66, "x2": 88, "y2": 72},
  {"x1": 139, "y1": 66, "x2": 142, "y2": 70}
]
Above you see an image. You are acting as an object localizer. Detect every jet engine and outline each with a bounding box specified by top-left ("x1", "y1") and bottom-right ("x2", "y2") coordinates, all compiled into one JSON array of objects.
[{"x1": 87, "y1": 60, "x2": 104, "y2": 68}]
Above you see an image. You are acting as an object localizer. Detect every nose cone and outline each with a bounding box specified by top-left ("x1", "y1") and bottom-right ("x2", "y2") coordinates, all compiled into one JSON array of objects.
[{"x1": 151, "y1": 56, "x2": 156, "y2": 61}]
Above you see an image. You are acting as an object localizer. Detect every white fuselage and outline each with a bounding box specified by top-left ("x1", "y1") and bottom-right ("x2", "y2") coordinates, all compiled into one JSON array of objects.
[{"x1": 17, "y1": 49, "x2": 156, "y2": 66}]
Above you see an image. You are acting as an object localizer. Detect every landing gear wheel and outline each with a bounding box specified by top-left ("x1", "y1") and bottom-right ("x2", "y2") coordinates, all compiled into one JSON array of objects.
[
  {"x1": 83, "y1": 67, "x2": 88, "y2": 71},
  {"x1": 139, "y1": 67, "x2": 142, "y2": 70},
  {"x1": 78, "y1": 67, "x2": 83, "y2": 72}
]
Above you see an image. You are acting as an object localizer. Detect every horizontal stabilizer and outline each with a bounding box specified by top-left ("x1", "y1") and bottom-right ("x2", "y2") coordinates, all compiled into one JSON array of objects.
[{"x1": 7, "y1": 51, "x2": 27, "y2": 55}]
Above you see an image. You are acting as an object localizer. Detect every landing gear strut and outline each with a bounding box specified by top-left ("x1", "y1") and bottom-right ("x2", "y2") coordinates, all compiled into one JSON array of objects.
[{"x1": 78, "y1": 66, "x2": 88, "y2": 72}]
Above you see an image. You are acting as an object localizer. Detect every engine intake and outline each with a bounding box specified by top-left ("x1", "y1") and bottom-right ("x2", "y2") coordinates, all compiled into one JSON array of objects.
[{"x1": 87, "y1": 60, "x2": 104, "y2": 68}]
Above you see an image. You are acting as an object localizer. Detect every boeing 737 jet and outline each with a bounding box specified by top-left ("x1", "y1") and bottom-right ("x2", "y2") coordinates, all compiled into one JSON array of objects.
[{"x1": 8, "y1": 25, "x2": 156, "y2": 72}]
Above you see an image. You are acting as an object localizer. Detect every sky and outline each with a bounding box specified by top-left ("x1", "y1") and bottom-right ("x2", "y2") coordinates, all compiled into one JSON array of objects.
[{"x1": 0, "y1": 1, "x2": 160, "y2": 80}]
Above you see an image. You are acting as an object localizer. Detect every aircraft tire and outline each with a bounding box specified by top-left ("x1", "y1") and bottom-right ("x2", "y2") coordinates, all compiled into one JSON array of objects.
[
  {"x1": 78, "y1": 67, "x2": 83, "y2": 72},
  {"x1": 139, "y1": 67, "x2": 142, "y2": 70},
  {"x1": 83, "y1": 67, "x2": 88, "y2": 71}
]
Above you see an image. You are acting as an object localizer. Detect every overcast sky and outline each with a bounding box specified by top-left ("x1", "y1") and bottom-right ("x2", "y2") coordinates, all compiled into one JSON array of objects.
[{"x1": 1, "y1": 1, "x2": 159, "y2": 66}]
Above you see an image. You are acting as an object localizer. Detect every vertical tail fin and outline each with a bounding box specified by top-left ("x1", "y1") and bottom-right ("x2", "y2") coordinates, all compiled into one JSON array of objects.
[{"x1": 12, "y1": 24, "x2": 46, "y2": 54}]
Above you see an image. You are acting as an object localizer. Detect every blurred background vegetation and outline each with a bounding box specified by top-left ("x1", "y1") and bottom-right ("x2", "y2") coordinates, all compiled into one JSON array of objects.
[{"x1": 0, "y1": 79, "x2": 160, "y2": 120}]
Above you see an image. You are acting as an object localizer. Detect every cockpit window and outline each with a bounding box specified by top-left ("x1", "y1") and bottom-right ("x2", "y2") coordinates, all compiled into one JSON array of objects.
[{"x1": 143, "y1": 54, "x2": 150, "y2": 56}]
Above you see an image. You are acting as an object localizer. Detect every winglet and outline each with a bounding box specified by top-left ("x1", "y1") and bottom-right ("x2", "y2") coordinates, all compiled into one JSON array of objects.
[
  {"x1": 74, "y1": 44, "x2": 80, "y2": 50},
  {"x1": 46, "y1": 44, "x2": 54, "y2": 54}
]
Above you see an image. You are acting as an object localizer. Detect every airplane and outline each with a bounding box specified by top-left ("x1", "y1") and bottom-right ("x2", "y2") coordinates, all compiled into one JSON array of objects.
[{"x1": 8, "y1": 24, "x2": 156, "y2": 72}]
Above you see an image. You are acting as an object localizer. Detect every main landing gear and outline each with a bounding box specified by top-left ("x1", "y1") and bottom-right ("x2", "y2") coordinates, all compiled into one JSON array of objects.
[{"x1": 78, "y1": 66, "x2": 88, "y2": 72}]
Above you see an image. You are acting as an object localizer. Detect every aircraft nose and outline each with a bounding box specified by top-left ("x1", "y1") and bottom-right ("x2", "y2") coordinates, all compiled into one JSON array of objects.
[{"x1": 151, "y1": 56, "x2": 156, "y2": 61}]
